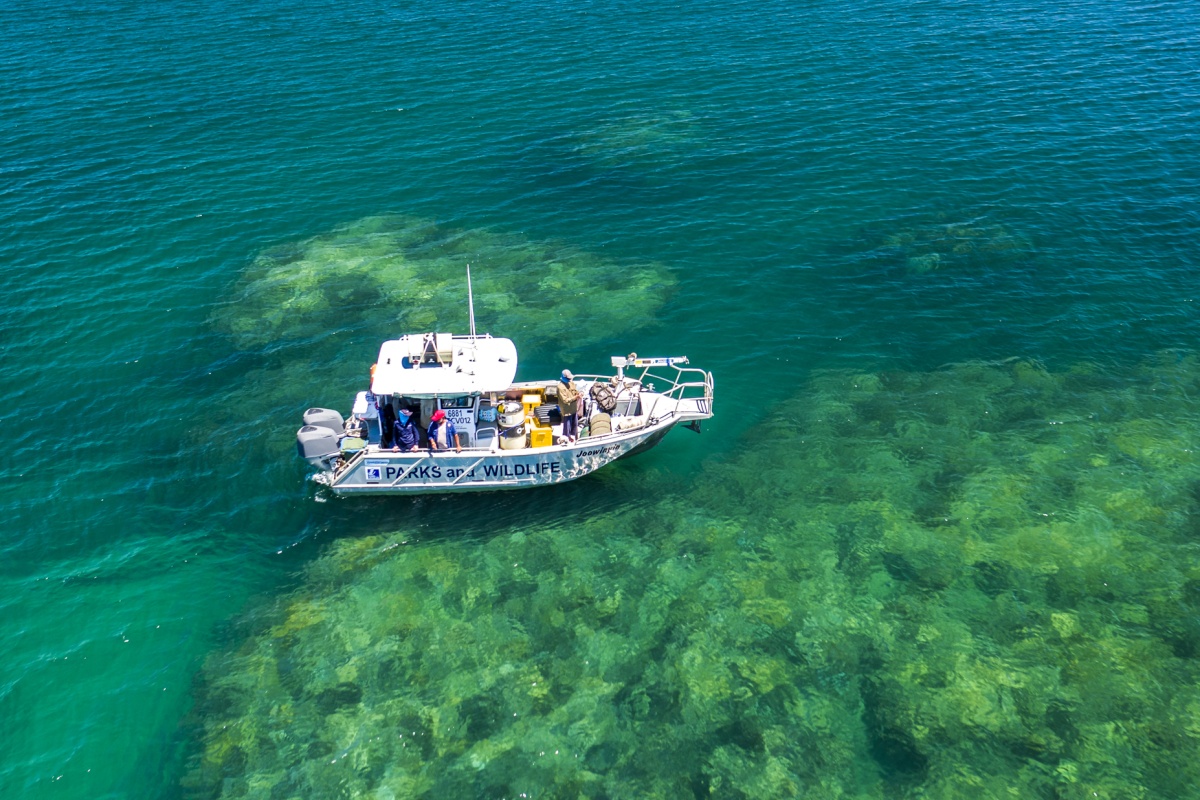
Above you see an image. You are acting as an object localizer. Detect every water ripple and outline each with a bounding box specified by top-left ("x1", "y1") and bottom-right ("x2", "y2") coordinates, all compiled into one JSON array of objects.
[{"x1": 0, "y1": 0, "x2": 1198, "y2": 795}]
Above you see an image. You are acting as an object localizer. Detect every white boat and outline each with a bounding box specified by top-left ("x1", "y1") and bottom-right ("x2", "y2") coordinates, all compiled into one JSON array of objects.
[{"x1": 296, "y1": 330, "x2": 714, "y2": 494}]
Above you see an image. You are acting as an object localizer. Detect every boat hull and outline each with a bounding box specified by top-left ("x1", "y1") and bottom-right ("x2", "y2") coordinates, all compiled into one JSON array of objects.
[{"x1": 325, "y1": 422, "x2": 675, "y2": 495}]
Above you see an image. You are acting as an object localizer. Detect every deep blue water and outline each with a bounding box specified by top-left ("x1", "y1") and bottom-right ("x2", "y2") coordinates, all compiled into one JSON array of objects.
[{"x1": 1, "y1": 0, "x2": 1197, "y2": 796}]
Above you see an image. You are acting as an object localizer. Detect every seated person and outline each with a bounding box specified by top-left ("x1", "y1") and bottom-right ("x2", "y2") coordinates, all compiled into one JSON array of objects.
[
  {"x1": 391, "y1": 408, "x2": 420, "y2": 452},
  {"x1": 426, "y1": 409, "x2": 461, "y2": 452}
]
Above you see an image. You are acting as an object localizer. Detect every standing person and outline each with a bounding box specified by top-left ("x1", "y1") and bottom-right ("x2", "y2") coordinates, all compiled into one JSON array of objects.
[
  {"x1": 426, "y1": 409, "x2": 461, "y2": 452},
  {"x1": 558, "y1": 369, "x2": 580, "y2": 443},
  {"x1": 392, "y1": 407, "x2": 420, "y2": 452}
]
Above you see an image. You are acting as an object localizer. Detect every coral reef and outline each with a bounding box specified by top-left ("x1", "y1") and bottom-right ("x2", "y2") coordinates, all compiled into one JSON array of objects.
[
  {"x1": 183, "y1": 354, "x2": 1200, "y2": 799},
  {"x1": 212, "y1": 215, "x2": 676, "y2": 350}
]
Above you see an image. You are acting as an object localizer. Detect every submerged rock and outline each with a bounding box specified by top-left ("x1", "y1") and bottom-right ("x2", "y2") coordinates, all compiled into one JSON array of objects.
[
  {"x1": 857, "y1": 213, "x2": 1035, "y2": 275},
  {"x1": 571, "y1": 111, "x2": 700, "y2": 171},
  {"x1": 183, "y1": 353, "x2": 1200, "y2": 799}
]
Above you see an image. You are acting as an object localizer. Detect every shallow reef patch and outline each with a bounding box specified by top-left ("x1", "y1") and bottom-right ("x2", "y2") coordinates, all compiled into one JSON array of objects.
[{"x1": 212, "y1": 215, "x2": 677, "y2": 351}]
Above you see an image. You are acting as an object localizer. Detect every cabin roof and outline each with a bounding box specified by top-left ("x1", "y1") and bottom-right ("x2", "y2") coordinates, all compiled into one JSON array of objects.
[{"x1": 370, "y1": 333, "x2": 518, "y2": 398}]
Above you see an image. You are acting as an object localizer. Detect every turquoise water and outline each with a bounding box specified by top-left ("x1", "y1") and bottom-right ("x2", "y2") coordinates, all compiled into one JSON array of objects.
[{"x1": 2, "y1": 0, "x2": 1198, "y2": 796}]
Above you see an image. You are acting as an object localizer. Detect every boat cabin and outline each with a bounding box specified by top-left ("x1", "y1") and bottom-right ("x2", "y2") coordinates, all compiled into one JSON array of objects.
[{"x1": 359, "y1": 332, "x2": 522, "y2": 450}]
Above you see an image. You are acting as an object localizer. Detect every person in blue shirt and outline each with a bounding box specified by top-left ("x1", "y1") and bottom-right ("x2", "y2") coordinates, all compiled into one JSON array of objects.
[
  {"x1": 426, "y1": 409, "x2": 461, "y2": 452},
  {"x1": 391, "y1": 407, "x2": 420, "y2": 452}
]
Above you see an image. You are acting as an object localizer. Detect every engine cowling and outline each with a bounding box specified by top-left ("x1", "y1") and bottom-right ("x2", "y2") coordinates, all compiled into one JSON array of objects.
[
  {"x1": 303, "y1": 407, "x2": 344, "y2": 433},
  {"x1": 297, "y1": 425, "x2": 339, "y2": 467}
]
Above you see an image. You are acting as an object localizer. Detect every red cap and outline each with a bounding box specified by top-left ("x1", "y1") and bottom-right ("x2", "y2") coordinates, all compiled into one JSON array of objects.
[{"x1": 431, "y1": 409, "x2": 446, "y2": 422}]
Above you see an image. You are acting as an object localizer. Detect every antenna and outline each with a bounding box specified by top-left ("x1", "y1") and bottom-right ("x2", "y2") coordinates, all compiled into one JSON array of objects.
[{"x1": 466, "y1": 263, "x2": 476, "y2": 339}]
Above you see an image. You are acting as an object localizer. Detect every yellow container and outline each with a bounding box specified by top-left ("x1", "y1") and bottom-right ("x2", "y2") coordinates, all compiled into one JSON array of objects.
[
  {"x1": 529, "y1": 427, "x2": 553, "y2": 448},
  {"x1": 522, "y1": 392, "x2": 543, "y2": 417}
]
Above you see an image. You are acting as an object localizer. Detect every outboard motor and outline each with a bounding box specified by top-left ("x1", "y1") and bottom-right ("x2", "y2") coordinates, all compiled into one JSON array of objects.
[
  {"x1": 303, "y1": 407, "x2": 345, "y2": 434},
  {"x1": 297, "y1": 425, "x2": 340, "y2": 467}
]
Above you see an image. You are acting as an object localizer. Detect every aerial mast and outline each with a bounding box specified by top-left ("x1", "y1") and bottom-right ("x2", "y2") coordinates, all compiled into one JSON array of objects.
[{"x1": 467, "y1": 263, "x2": 476, "y2": 340}]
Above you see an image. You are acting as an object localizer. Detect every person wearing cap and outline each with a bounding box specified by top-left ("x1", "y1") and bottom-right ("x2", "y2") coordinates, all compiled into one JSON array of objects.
[
  {"x1": 391, "y1": 407, "x2": 420, "y2": 452},
  {"x1": 426, "y1": 408, "x2": 461, "y2": 452},
  {"x1": 558, "y1": 369, "x2": 581, "y2": 443}
]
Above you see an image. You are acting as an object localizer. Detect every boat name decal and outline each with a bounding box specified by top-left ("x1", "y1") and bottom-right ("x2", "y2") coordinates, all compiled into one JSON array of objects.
[
  {"x1": 575, "y1": 444, "x2": 623, "y2": 458},
  {"x1": 369, "y1": 460, "x2": 564, "y2": 483}
]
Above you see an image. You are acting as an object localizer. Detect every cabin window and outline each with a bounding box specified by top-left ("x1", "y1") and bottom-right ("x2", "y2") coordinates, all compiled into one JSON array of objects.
[{"x1": 439, "y1": 396, "x2": 474, "y2": 409}]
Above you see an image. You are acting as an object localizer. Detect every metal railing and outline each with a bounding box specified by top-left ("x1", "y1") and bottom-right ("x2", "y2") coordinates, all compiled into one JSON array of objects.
[{"x1": 572, "y1": 360, "x2": 713, "y2": 426}]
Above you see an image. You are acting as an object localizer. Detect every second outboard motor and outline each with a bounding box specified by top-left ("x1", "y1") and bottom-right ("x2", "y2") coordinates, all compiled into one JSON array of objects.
[
  {"x1": 297, "y1": 425, "x2": 340, "y2": 467},
  {"x1": 303, "y1": 407, "x2": 345, "y2": 434}
]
